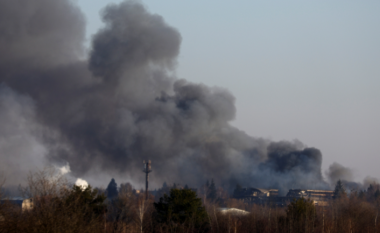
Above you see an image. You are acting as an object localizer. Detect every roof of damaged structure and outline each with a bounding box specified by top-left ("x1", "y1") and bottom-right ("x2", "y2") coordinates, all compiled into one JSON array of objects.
[
  {"x1": 234, "y1": 187, "x2": 279, "y2": 198},
  {"x1": 255, "y1": 188, "x2": 279, "y2": 193},
  {"x1": 287, "y1": 189, "x2": 334, "y2": 194},
  {"x1": 240, "y1": 187, "x2": 279, "y2": 193},
  {"x1": 287, "y1": 189, "x2": 334, "y2": 198}
]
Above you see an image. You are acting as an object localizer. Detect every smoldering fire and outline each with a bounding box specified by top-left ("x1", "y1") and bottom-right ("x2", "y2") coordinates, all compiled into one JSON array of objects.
[{"x1": 0, "y1": 0, "x2": 371, "y2": 193}]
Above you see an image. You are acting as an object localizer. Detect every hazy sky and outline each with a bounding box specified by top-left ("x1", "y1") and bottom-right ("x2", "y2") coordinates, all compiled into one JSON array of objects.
[{"x1": 77, "y1": 0, "x2": 380, "y2": 182}]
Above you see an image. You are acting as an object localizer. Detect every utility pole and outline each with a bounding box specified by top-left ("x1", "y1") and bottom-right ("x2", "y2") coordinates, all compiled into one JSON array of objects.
[{"x1": 143, "y1": 160, "x2": 152, "y2": 200}]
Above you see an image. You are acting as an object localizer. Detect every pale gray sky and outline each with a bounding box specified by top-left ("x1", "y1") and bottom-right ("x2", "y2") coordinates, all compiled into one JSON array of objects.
[{"x1": 77, "y1": 0, "x2": 380, "y2": 182}]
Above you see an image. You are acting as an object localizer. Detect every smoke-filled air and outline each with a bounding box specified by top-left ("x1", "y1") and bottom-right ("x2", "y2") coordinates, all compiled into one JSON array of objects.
[{"x1": 0, "y1": 0, "x2": 373, "y2": 194}]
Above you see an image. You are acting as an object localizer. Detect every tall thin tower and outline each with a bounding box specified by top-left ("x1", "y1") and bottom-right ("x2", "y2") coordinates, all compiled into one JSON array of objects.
[{"x1": 143, "y1": 160, "x2": 152, "y2": 200}]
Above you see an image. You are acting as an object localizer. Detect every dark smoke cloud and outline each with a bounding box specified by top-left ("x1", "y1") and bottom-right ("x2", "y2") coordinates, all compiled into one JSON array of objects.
[
  {"x1": 326, "y1": 162, "x2": 354, "y2": 186},
  {"x1": 326, "y1": 162, "x2": 379, "y2": 192},
  {"x1": 0, "y1": 0, "x2": 331, "y2": 192},
  {"x1": 256, "y1": 141, "x2": 328, "y2": 194},
  {"x1": 0, "y1": 85, "x2": 47, "y2": 185},
  {"x1": 0, "y1": 0, "x2": 85, "y2": 71}
]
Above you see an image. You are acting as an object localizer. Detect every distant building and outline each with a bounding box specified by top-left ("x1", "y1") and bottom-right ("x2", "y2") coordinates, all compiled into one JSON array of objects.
[
  {"x1": 233, "y1": 187, "x2": 333, "y2": 206},
  {"x1": 21, "y1": 198, "x2": 34, "y2": 211},
  {"x1": 286, "y1": 189, "x2": 334, "y2": 206},
  {"x1": 233, "y1": 187, "x2": 279, "y2": 203},
  {"x1": 0, "y1": 197, "x2": 34, "y2": 212}
]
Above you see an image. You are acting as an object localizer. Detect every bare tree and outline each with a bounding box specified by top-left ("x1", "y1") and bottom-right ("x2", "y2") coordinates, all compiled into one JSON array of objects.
[
  {"x1": 108, "y1": 185, "x2": 135, "y2": 232},
  {"x1": 19, "y1": 166, "x2": 69, "y2": 199},
  {"x1": 134, "y1": 193, "x2": 151, "y2": 233},
  {"x1": 0, "y1": 167, "x2": 106, "y2": 233}
]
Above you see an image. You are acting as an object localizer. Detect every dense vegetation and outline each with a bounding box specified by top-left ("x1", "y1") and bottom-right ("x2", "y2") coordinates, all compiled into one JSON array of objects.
[{"x1": 1, "y1": 169, "x2": 380, "y2": 232}]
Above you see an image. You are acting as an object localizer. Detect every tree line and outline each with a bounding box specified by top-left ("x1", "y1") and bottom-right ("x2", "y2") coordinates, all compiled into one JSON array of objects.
[{"x1": 1, "y1": 169, "x2": 380, "y2": 232}]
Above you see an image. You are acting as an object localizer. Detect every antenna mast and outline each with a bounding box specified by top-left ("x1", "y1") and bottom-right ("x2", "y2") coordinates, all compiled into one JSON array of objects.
[{"x1": 143, "y1": 160, "x2": 152, "y2": 200}]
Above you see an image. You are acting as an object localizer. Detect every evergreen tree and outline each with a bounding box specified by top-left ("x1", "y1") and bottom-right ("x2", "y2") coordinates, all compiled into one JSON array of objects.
[
  {"x1": 374, "y1": 189, "x2": 380, "y2": 199},
  {"x1": 106, "y1": 178, "x2": 118, "y2": 199},
  {"x1": 358, "y1": 190, "x2": 366, "y2": 199},
  {"x1": 64, "y1": 185, "x2": 106, "y2": 217},
  {"x1": 156, "y1": 181, "x2": 170, "y2": 200},
  {"x1": 154, "y1": 188, "x2": 208, "y2": 228},
  {"x1": 286, "y1": 197, "x2": 316, "y2": 232},
  {"x1": 207, "y1": 179, "x2": 217, "y2": 201},
  {"x1": 368, "y1": 184, "x2": 375, "y2": 194},
  {"x1": 333, "y1": 179, "x2": 347, "y2": 199}
]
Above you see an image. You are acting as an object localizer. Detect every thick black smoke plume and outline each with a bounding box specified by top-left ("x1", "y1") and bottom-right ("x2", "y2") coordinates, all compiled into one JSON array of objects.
[{"x1": 0, "y1": 0, "x2": 331, "y2": 192}]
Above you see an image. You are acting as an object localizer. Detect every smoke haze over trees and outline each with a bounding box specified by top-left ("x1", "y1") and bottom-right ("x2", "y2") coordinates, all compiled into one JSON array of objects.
[{"x1": 0, "y1": 0, "x2": 375, "y2": 193}]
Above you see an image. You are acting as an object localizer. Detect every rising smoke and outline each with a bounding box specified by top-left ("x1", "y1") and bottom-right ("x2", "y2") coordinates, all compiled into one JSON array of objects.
[
  {"x1": 0, "y1": 0, "x2": 360, "y2": 193},
  {"x1": 326, "y1": 162, "x2": 354, "y2": 185},
  {"x1": 325, "y1": 162, "x2": 379, "y2": 192}
]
